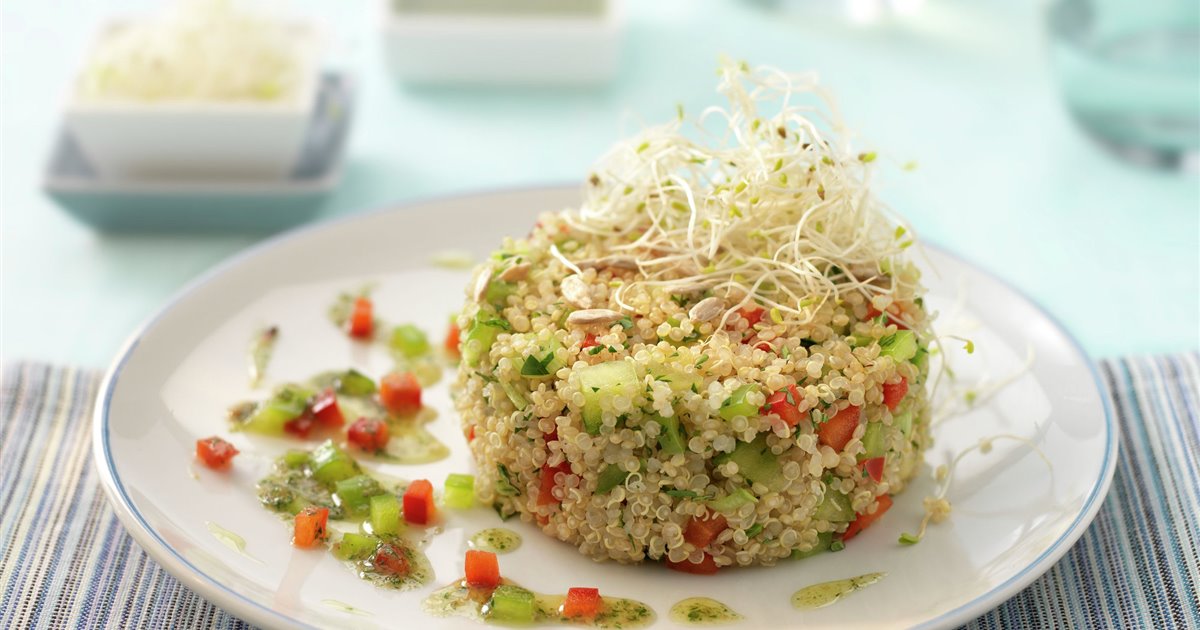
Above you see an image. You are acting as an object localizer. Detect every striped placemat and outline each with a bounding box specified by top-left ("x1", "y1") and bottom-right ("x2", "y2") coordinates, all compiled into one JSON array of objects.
[{"x1": 2, "y1": 356, "x2": 1197, "y2": 629}]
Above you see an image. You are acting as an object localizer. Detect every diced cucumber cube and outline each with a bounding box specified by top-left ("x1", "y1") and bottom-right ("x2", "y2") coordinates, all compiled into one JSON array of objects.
[
  {"x1": 578, "y1": 361, "x2": 639, "y2": 435},
  {"x1": 861, "y1": 423, "x2": 886, "y2": 460},
  {"x1": 486, "y1": 585, "x2": 536, "y2": 624},
  {"x1": 719, "y1": 384, "x2": 760, "y2": 420},
  {"x1": 334, "y1": 533, "x2": 379, "y2": 560},
  {"x1": 500, "y1": 380, "x2": 529, "y2": 410},
  {"x1": 495, "y1": 464, "x2": 520, "y2": 496},
  {"x1": 656, "y1": 415, "x2": 686, "y2": 455},
  {"x1": 444, "y1": 473, "x2": 475, "y2": 509},
  {"x1": 879, "y1": 331, "x2": 918, "y2": 362},
  {"x1": 463, "y1": 314, "x2": 509, "y2": 368},
  {"x1": 652, "y1": 368, "x2": 702, "y2": 394},
  {"x1": 707, "y1": 487, "x2": 758, "y2": 512},
  {"x1": 369, "y1": 493, "x2": 402, "y2": 536},
  {"x1": 335, "y1": 475, "x2": 382, "y2": 516},
  {"x1": 894, "y1": 412, "x2": 913, "y2": 438},
  {"x1": 791, "y1": 532, "x2": 833, "y2": 559},
  {"x1": 595, "y1": 465, "x2": 629, "y2": 494},
  {"x1": 389, "y1": 324, "x2": 430, "y2": 358},
  {"x1": 484, "y1": 280, "x2": 518, "y2": 307},
  {"x1": 814, "y1": 487, "x2": 855, "y2": 522},
  {"x1": 718, "y1": 435, "x2": 783, "y2": 490},
  {"x1": 310, "y1": 440, "x2": 359, "y2": 484}
]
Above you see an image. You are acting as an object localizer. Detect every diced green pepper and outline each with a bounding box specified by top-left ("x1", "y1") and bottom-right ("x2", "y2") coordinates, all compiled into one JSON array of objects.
[
  {"x1": 335, "y1": 475, "x2": 382, "y2": 516},
  {"x1": 814, "y1": 487, "x2": 855, "y2": 522},
  {"x1": 338, "y1": 369, "x2": 377, "y2": 396},
  {"x1": 861, "y1": 423, "x2": 885, "y2": 460},
  {"x1": 240, "y1": 384, "x2": 313, "y2": 435},
  {"x1": 444, "y1": 473, "x2": 475, "y2": 509},
  {"x1": 707, "y1": 487, "x2": 758, "y2": 512},
  {"x1": 578, "y1": 361, "x2": 639, "y2": 435},
  {"x1": 334, "y1": 533, "x2": 379, "y2": 560},
  {"x1": 310, "y1": 440, "x2": 359, "y2": 484},
  {"x1": 389, "y1": 324, "x2": 430, "y2": 358},
  {"x1": 369, "y1": 493, "x2": 402, "y2": 536},
  {"x1": 879, "y1": 331, "x2": 918, "y2": 362},
  {"x1": 486, "y1": 585, "x2": 536, "y2": 624},
  {"x1": 595, "y1": 465, "x2": 630, "y2": 494},
  {"x1": 719, "y1": 384, "x2": 759, "y2": 420},
  {"x1": 717, "y1": 435, "x2": 783, "y2": 490},
  {"x1": 656, "y1": 415, "x2": 686, "y2": 455},
  {"x1": 282, "y1": 449, "x2": 310, "y2": 468}
]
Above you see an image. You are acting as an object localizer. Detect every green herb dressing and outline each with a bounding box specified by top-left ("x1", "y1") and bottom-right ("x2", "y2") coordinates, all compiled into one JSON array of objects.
[
  {"x1": 423, "y1": 579, "x2": 654, "y2": 628},
  {"x1": 468, "y1": 528, "x2": 522, "y2": 553},
  {"x1": 321, "y1": 599, "x2": 372, "y2": 616},
  {"x1": 205, "y1": 522, "x2": 262, "y2": 564},
  {"x1": 248, "y1": 325, "x2": 278, "y2": 387},
  {"x1": 791, "y1": 572, "x2": 885, "y2": 610},
  {"x1": 669, "y1": 598, "x2": 743, "y2": 625}
]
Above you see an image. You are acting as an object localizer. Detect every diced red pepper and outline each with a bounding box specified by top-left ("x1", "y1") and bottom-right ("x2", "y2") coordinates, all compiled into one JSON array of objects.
[
  {"x1": 467, "y1": 426, "x2": 476, "y2": 442},
  {"x1": 445, "y1": 322, "x2": 461, "y2": 357},
  {"x1": 754, "y1": 340, "x2": 774, "y2": 353},
  {"x1": 862, "y1": 457, "x2": 885, "y2": 483},
  {"x1": 683, "y1": 512, "x2": 728, "y2": 548},
  {"x1": 882, "y1": 378, "x2": 908, "y2": 412},
  {"x1": 195, "y1": 436, "x2": 239, "y2": 469},
  {"x1": 293, "y1": 506, "x2": 329, "y2": 548},
  {"x1": 311, "y1": 388, "x2": 345, "y2": 428},
  {"x1": 380, "y1": 371, "x2": 422, "y2": 415},
  {"x1": 537, "y1": 461, "x2": 572, "y2": 506},
  {"x1": 348, "y1": 297, "x2": 374, "y2": 338},
  {"x1": 842, "y1": 494, "x2": 893, "y2": 541},
  {"x1": 347, "y1": 417, "x2": 390, "y2": 452},
  {"x1": 818, "y1": 405, "x2": 861, "y2": 453},
  {"x1": 373, "y1": 542, "x2": 411, "y2": 576},
  {"x1": 283, "y1": 412, "x2": 316, "y2": 438},
  {"x1": 465, "y1": 549, "x2": 500, "y2": 588},
  {"x1": 739, "y1": 306, "x2": 764, "y2": 327},
  {"x1": 666, "y1": 553, "x2": 720, "y2": 575},
  {"x1": 581, "y1": 333, "x2": 600, "y2": 350},
  {"x1": 764, "y1": 385, "x2": 804, "y2": 428},
  {"x1": 562, "y1": 587, "x2": 602, "y2": 619},
  {"x1": 403, "y1": 479, "x2": 436, "y2": 525}
]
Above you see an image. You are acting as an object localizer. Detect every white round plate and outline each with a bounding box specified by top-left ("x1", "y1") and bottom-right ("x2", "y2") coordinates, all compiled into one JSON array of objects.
[{"x1": 94, "y1": 186, "x2": 1116, "y2": 630}]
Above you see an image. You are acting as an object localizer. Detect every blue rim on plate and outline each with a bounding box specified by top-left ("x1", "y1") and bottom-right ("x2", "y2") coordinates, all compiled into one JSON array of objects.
[{"x1": 92, "y1": 185, "x2": 1118, "y2": 630}]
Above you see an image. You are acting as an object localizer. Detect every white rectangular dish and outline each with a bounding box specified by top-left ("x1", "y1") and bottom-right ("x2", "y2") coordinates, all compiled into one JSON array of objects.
[
  {"x1": 64, "y1": 21, "x2": 320, "y2": 181},
  {"x1": 381, "y1": 0, "x2": 622, "y2": 86}
]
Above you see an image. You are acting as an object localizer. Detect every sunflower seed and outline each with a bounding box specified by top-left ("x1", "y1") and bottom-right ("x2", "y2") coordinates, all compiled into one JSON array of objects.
[
  {"x1": 472, "y1": 266, "x2": 493, "y2": 303},
  {"x1": 561, "y1": 275, "x2": 592, "y2": 309},
  {"x1": 567, "y1": 309, "x2": 624, "y2": 327},
  {"x1": 688, "y1": 297, "x2": 724, "y2": 321},
  {"x1": 498, "y1": 263, "x2": 531, "y2": 282}
]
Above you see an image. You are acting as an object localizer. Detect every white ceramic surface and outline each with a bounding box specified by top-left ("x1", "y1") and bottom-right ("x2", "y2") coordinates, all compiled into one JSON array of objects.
[
  {"x1": 65, "y1": 21, "x2": 320, "y2": 180},
  {"x1": 381, "y1": 1, "x2": 621, "y2": 86},
  {"x1": 94, "y1": 186, "x2": 1116, "y2": 629}
]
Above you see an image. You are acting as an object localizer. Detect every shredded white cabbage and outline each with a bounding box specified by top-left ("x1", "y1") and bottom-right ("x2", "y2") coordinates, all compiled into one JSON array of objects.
[{"x1": 80, "y1": 0, "x2": 305, "y2": 103}]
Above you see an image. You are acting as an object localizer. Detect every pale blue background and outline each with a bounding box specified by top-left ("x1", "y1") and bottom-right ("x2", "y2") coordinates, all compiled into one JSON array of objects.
[{"x1": 2, "y1": 0, "x2": 1197, "y2": 367}]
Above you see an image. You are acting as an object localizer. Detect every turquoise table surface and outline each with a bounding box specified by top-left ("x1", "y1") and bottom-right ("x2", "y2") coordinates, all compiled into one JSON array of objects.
[{"x1": 2, "y1": 0, "x2": 1197, "y2": 367}]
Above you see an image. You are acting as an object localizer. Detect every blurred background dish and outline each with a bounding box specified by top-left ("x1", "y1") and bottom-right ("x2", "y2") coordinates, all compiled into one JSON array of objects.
[
  {"x1": 65, "y1": 0, "x2": 323, "y2": 180},
  {"x1": 1047, "y1": 0, "x2": 1200, "y2": 168},
  {"x1": 46, "y1": 72, "x2": 353, "y2": 232},
  {"x1": 381, "y1": 0, "x2": 622, "y2": 86}
]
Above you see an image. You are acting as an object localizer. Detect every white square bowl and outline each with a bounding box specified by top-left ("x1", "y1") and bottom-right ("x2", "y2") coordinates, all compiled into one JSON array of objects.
[
  {"x1": 64, "y1": 21, "x2": 321, "y2": 181},
  {"x1": 381, "y1": 0, "x2": 622, "y2": 86}
]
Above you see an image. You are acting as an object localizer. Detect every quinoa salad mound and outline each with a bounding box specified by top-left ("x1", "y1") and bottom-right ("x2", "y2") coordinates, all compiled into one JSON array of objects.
[{"x1": 453, "y1": 62, "x2": 933, "y2": 571}]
